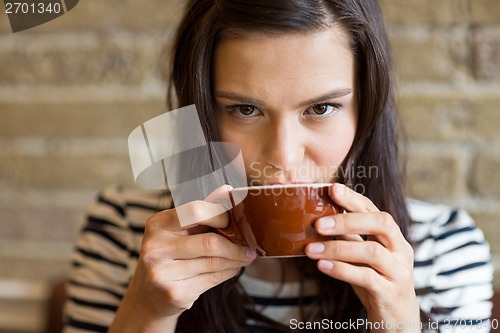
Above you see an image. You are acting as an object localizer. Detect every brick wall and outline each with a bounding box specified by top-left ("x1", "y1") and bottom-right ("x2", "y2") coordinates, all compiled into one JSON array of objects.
[
  {"x1": 381, "y1": 0, "x2": 500, "y2": 285},
  {"x1": 0, "y1": 1, "x2": 183, "y2": 331},
  {"x1": 0, "y1": 0, "x2": 499, "y2": 330}
]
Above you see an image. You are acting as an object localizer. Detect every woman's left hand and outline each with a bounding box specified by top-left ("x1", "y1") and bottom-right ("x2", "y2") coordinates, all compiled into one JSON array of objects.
[{"x1": 305, "y1": 183, "x2": 420, "y2": 333}]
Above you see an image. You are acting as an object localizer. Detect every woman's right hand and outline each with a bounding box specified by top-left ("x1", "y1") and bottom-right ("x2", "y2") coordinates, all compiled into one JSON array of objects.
[{"x1": 109, "y1": 185, "x2": 257, "y2": 333}]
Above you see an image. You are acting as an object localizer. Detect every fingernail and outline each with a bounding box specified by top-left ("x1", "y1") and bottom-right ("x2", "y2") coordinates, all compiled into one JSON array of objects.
[
  {"x1": 317, "y1": 217, "x2": 335, "y2": 230},
  {"x1": 308, "y1": 242, "x2": 325, "y2": 254},
  {"x1": 334, "y1": 183, "x2": 345, "y2": 196},
  {"x1": 318, "y1": 260, "x2": 334, "y2": 271},
  {"x1": 245, "y1": 247, "x2": 256, "y2": 259}
]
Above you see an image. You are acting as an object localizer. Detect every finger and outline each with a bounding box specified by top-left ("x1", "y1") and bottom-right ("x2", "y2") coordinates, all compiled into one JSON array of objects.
[
  {"x1": 175, "y1": 200, "x2": 229, "y2": 228},
  {"x1": 334, "y1": 234, "x2": 365, "y2": 242},
  {"x1": 315, "y1": 212, "x2": 406, "y2": 251},
  {"x1": 306, "y1": 240, "x2": 403, "y2": 280},
  {"x1": 316, "y1": 259, "x2": 391, "y2": 293},
  {"x1": 164, "y1": 267, "x2": 242, "y2": 309},
  {"x1": 166, "y1": 256, "x2": 254, "y2": 281},
  {"x1": 189, "y1": 268, "x2": 242, "y2": 292},
  {"x1": 315, "y1": 218, "x2": 364, "y2": 242},
  {"x1": 205, "y1": 184, "x2": 233, "y2": 209},
  {"x1": 146, "y1": 200, "x2": 230, "y2": 234},
  {"x1": 167, "y1": 232, "x2": 256, "y2": 261},
  {"x1": 329, "y1": 183, "x2": 379, "y2": 213}
]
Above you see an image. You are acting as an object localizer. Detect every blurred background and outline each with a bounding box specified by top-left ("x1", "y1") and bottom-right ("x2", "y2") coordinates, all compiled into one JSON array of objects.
[{"x1": 0, "y1": 0, "x2": 499, "y2": 332}]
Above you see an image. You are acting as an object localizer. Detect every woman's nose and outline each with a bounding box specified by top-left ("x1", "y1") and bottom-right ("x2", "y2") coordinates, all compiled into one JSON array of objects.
[{"x1": 263, "y1": 119, "x2": 305, "y2": 169}]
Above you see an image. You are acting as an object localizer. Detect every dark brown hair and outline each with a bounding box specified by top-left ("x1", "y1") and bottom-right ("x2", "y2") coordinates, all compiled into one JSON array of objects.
[{"x1": 167, "y1": 0, "x2": 411, "y2": 332}]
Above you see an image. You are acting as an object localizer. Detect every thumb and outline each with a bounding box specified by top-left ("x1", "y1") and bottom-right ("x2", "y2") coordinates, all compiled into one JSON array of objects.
[
  {"x1": 176, "y1": 185, "x2": 234, "y2": 229},
  {"x1": 205, "y1": 184, "x2": 234, "y2": 210}
]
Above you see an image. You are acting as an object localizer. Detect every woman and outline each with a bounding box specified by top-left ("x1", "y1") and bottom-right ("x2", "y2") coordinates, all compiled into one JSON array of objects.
[{"x1": 63, "y1": 0, "x2": 493, "y2": 332}]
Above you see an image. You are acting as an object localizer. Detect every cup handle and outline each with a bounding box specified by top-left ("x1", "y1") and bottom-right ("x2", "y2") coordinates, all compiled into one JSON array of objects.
[
  {"x1": 214, "y1": 208, "x2": 250, "y2": 247},
  {"x1": 214, "y1": 209, "x2": 237, "y2": 238}
]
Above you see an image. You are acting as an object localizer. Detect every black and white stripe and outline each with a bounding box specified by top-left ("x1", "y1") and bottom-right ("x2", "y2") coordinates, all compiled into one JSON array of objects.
[
  {"x1": 410, "y1": 199, "x2": 493, "y2": 332},
  {"x1": 62, "y1": 188, "x2": 493, "y2": 332}
]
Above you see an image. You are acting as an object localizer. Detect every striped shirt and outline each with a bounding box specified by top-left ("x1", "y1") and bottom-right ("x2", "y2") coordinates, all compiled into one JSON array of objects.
[{"x1": 63, "y1": 186, "x2": 493, "y2": 332}]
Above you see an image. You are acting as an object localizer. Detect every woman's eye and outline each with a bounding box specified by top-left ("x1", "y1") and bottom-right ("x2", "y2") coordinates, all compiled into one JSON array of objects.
[
  {"x1": 239, "y1": 105, "x2": 256, "y2": 116},
  {"x1": 308, "y1": 103, "x2": 341, "y2": 117},
  {"x1": 222, "y1": 104, "x2": 259, "y2": 117}
]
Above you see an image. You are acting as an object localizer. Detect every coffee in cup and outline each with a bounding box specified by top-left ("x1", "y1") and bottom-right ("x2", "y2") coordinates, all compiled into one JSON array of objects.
[{"x1": 215, "y1": 183, "x2": 341, "y2": 257}]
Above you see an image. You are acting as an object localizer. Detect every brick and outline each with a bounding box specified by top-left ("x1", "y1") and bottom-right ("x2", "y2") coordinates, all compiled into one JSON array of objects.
[
  {"x1": 406, "y1": 149, "x2": 464, "y2": 199},
  {"x1": 0, "y1": 188, "x2": 96, "y2": 211},
  {"x1": 469, "y1": 0, "x2": 500, "y2": 25},
  {"x1": 471, "y1": 151, "x2": 500, "y2": 197},
  {"x1": 390, "y1": 31, "x2": 468, "y2": 83},
  {"x1": 0, "y1": 0, "x2": 185, "y2": 33},
  {"x1": 469, "y1": 211, "x2": 500, "y2": 254},
  {"x1": 0, "y1": 240, "x2": 74, "y2": 260},
  {"x1": 0, "y1": 207, "x2": 83, "y2": 242},
  {"x1": 380, "y1": 0, "x2": 468, "y2": 27},
  {"x1": 0, "y1": 33, "x2": 161, "y2": 86},
  {"x1": 472, "y1": 29, "x2": 500, "y2": 80},
  {"x1": 116, "y1": 0, "x2": 185, "y2": 31},
  {"x1": 398, "y1": 94, "x2": 500, "y2": 142},
  {"x1": 0, "y1": 153, "x2": 135, "y2": 191},
  {"x1": 0, "y1": 100, "x2": 165, "y2": 138},
  {"x1": 0, "y1": 258, "x2": 70, "y2": 281},
  {"x1": 399, "y1": 95, "x2": 468, "y2": 142},
  {"x1": 452, "y1": 96, "x2": 500, "y2": 141}
]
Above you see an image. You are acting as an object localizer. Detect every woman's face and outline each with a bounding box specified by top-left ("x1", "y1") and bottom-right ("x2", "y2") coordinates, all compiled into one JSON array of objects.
[{"x1": 215, "y1": 27, "x2": 357, "y2": 185}]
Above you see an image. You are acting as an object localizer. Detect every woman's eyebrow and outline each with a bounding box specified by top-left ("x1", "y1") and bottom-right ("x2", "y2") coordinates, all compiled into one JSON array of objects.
[
  {"x1": 214, "y1": 92, "x2": 265, "y2": 109},
  {"x1": 296, "y1": 88, "x2": 353, "y2": 108},
  {"x1": 215, "y1": 88, "x2": 353, "y2": 109}
]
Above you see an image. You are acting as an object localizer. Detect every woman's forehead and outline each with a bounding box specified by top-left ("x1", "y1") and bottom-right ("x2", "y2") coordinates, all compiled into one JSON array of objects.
[{"x1": 214, "y1": 28, "x2": 355, "y2": 103}]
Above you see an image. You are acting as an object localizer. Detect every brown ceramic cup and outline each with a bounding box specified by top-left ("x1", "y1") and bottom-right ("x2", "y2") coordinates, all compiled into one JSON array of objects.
[{"x1": 215, "y1": 183, "x2": 341, "y2": 257}]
